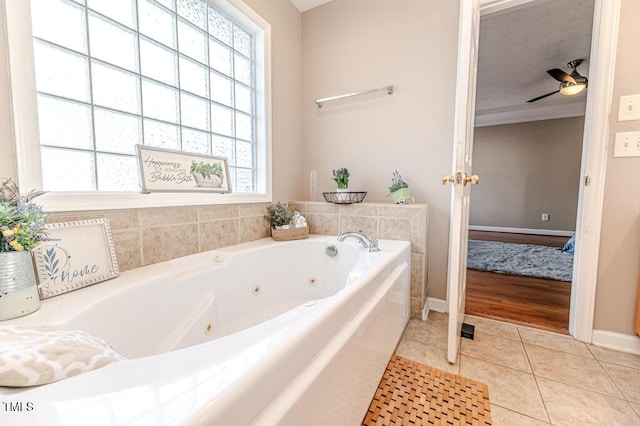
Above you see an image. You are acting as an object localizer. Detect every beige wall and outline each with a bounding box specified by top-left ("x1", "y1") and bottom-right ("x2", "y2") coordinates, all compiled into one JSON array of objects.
[
  {"x1": 470, "y1": 117, "x2": 584, "y2": 231},
  {"x1": 0, "y1": 7, "x2": 16, "y2": 179},
  {"x1": 594, "y1": 0, "x2": 640, "y2": 335},
  {"x1": 243, "y1": 0, "x2": 303, "y2": 202},
  {"x1": 301, "y1": 0, "x2": 460, "y2": 300},
  {"x1": 0, "y1": 0, "x2": 303, "y2": 202}
]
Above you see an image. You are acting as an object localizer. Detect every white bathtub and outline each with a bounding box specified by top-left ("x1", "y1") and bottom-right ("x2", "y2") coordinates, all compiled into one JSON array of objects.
[{"x1": 0, "y1": 235, "x2": 410, "y2": 425}]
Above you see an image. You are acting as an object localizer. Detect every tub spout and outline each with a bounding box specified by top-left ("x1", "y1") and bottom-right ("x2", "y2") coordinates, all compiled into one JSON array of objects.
[{"x1": 337, "y1": 231, "x2": 380, "y2": 252}]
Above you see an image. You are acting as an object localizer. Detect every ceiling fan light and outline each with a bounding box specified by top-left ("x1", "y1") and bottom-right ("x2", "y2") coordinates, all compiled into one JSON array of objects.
[{"x1": 560, "y1": 81, "x2": 587, "y2": 96}]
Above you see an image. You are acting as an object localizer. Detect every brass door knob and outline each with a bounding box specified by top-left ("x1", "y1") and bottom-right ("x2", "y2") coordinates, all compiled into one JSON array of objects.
[
  {"x1": 442, "y1": 175, "x2": 455, "y2": 185},
  {"x1": 464, "y1": 174, "x2": 479, "y2": 186}
]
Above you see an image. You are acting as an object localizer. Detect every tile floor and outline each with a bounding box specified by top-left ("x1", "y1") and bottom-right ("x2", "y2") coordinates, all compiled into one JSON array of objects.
[{"x1": 395, "y1": 312, "x2": 640, "y2": 425}]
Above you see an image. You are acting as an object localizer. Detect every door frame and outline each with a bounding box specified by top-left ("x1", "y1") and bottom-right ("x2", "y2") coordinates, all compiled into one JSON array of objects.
[{"x1": 456, "y1": 0, "x2": 621, "y2": 342}]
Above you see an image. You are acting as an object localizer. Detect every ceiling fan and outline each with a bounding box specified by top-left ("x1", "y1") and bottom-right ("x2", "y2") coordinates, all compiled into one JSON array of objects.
[{"x1": 527, "y1": 59, "x2": 589, "y2": 103}]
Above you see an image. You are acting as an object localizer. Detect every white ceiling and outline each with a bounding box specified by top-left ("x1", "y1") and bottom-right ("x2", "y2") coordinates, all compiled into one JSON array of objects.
[
  {"x1": 289, "y1": 0, "x2": 332, "y2": 12},
  {"x1": 290, "y1": 0, "x2": 595, "y2": 120},
  {"x1": 476, "y1": 0, "x2": 595, "y2": 115}
]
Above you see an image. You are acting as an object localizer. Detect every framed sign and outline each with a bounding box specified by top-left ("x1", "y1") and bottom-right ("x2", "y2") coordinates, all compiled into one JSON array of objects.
[
  {"x1": 32, "y1": 219, "x2": 120, "y2": 299},
  {"x1": 136, "y1": 145, "x2": 232, "y2": 193}
]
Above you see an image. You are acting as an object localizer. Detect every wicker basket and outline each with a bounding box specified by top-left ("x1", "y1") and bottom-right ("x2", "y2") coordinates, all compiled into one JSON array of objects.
[{"x1": 271, "y1": 226, "x2": 309, "y2": 241}]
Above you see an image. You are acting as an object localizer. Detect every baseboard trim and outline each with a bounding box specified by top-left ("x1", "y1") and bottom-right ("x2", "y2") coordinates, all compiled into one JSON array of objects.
[
  {"x1": 591, "y1": 329, "x2": 640, "y2": 355},
  {"x1": 427, "y1": 297, "x2": 447, "y2": 314},
  {"x1": 421, "y1": 299, "x2": 429, "y2": 321},
  {"x1": 469, "y1": 225, "x2": 574, "y2": 237}
]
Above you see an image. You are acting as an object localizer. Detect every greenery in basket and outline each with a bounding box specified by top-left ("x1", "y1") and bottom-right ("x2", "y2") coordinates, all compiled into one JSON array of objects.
[
  {"x1": 331, "y1": 168, "x2": 350, "y2": 190},
  {"x1": 266, "y1": 202, "x2": 294, "y2": 227},
  {"x1": 388, "y1": 170, "x2": 409, "y2": 193},
  {"x1": 190, "y1": 161, "x2": 223, "y2": 179},
  {"x1": 0, "y1": 178, "x2": 49, "y2": 252}
]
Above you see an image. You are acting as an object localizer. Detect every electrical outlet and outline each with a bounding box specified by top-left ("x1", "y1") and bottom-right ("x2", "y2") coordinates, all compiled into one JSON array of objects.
[
  {"x1": 541, "y1": 213, "x2": 549, "y2": 221},
  {"x1": 613, "y1": 131, "x2": 640, "y2": 157},
  {"x1": 618, "y1": 94, "x2": 640, "y2": 121}
]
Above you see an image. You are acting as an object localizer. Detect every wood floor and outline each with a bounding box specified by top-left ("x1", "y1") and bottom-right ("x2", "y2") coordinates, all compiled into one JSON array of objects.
[{"x1": 465, "y1": 231, "x2": 572, "y2": 334}]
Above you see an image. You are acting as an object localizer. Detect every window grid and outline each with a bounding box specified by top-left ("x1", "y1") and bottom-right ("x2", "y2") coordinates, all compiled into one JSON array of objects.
[{"x1": 31, "y1": 0, "x2": 256, "y2": 192}]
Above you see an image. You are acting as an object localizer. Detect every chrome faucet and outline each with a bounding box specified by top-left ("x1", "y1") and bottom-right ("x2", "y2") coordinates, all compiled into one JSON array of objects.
[{"x1": 337, "y1": 231, "x2": 380, "y2": 252}]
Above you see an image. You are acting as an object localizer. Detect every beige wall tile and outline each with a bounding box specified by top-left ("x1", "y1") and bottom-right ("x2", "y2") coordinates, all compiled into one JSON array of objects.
[
  {"x1": 197, "y1": 205, "x2": 238, "y2": 221},
  {"x1": 199, "y1": 219, "x2": 239, "y2": 251},
  {"x1": 410, "y1": 208, "x2": 427, "y2": 254},
  {"x1": 339, "y1": 216, "x2": 378, "y2": 238},
  {"x1": 410, "y1": 253, "x2": 424, "y2": 299},
  {"x1": 379, "y1": 204, "x2": 425, "y2": 219},
  {"x1": 47, "y1": 202, "x2": 429, "y2": 275},
  {"x1": 410, "y1": 297, "x2": 423, "y2": 319},
  {"x1": 139, "y1": 208, "x2": 197, "y2": 227},
  {"x1": 239, "y1": 216, "x2": 269, "y2": 243},
  {"x1": 289, "y1": 202, "x2": 339, "y2": 214},
  {"x1": 237, "y1": 203, "x2": 269, "y2": 217},
  {"x1": 111, "y1": 229, "x2": 142, "y2": 272},
  {"x1": 339, "y1": 204, "x2": 378, "y2": 217},
  {"x1": 103, "y1": 210, "x2": 140, "y2": 230},
  {"x1": 380, "y1": 217, "x2": 411, "y2": 242},
  {"x1": 142, "y1": 224, "x2": 198, "y2": 265},
  {"x1": 49, "y1": 212, "x2": 137, "y2": 231},
  {"x1": 49, "y1": 212, "x2": 104, "y2": 223},
  {"x1": 305, "y1": 213, "x2": 339, "y2": 235}
]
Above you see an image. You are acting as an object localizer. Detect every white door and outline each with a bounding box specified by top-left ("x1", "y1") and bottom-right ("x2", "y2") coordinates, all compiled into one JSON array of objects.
[{"x1": 444, "y1": 0, "x2": 481, "y2": 364}]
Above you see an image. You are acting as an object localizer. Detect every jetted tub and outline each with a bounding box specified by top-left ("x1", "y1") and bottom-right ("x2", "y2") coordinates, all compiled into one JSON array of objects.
[{"x1": 1, "y1": 235, "x2": 411, "y2": 425}]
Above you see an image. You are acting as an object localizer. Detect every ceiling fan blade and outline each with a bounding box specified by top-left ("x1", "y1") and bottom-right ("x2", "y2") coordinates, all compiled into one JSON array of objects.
[
  {"x1": 527, "y1": 90, "x2": 560, "y2": 103},
  {"x1": 547, "y1": 68, "x2": 576, "y2": 84}
]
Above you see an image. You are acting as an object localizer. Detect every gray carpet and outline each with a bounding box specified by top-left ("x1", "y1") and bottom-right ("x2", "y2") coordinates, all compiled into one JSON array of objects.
[{"x1": 467, "y1": 240, "x2": 573, "y2": 282}]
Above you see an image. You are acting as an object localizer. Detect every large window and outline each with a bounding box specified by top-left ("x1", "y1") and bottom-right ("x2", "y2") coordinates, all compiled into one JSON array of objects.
[
  {"x1": 4, "y1": 0, "x2": 270, "y2": 209},
  {"x1": 31, "y1": 0, "x2": 261, "y2": 193}
]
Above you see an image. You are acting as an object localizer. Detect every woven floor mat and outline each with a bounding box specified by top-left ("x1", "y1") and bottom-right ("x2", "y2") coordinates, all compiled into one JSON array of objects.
[{"x1": 363, "y1": 355, "x2": 492, "y2": 425}]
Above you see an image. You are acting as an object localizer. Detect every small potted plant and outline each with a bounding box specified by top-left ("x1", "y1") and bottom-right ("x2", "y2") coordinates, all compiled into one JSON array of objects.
[
  {"x1": 190, "y1": 161, "x2": 223, "y2": 188},
  {"x1": 267, "y1": 202, "x2": 295, "y2": 230},
  {"x1": 0, "y1": 178, "x2": 48, "y2": 320},
  {"x1": 388, "y1": 170, "x2": 411, "y2": 204},
  {"x1": 331, "y1": 168, "x2": 350, "y2": 192},
  {"x1": 266, "y1": 202, "x2": 309, "y2": 241}
]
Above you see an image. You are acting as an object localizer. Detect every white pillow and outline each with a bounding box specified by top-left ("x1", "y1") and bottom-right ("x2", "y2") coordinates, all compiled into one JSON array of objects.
[{"x1": 0, "y1": 325, "x2": 126, "y2": 387}]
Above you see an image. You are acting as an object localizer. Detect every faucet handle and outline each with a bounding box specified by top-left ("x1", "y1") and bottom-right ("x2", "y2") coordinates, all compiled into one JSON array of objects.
[{"x1": 369, "y1": 238, "x2": 380, "y2": 252}]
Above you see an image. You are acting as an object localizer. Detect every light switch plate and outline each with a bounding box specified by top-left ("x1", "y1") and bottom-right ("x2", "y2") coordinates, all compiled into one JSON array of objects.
[
  {"x1": 613, "y1": 131, "x2": 640, "y2": 157},
  {"x1": 618, "y1": 94, "x2": 640, "y2": 121}
]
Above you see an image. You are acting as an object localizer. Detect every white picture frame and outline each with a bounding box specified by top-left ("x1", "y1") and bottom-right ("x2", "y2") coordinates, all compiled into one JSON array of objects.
[
  {"x1": 32, "y1": 219, "x2": 120, "y2": 299},
  {"x1": 136, "y1": 145, "x2": 232, "y2": 193}
]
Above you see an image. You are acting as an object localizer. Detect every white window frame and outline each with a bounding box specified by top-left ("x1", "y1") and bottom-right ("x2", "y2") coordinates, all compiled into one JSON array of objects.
[{"x1": 3, "y1": 0, "x2": 272, "y2": 212}]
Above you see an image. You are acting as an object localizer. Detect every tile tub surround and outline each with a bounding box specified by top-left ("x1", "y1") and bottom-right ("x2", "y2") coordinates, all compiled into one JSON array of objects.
[
  {"x1": 48, "y1": 201, "x2": 428, "y2": 315},
  {"x1": 288, "y1": 202, "x2": 429, "y2": 318},
  {"x1": 48, "y1": 204, "x2": 272, "y2": 272}
]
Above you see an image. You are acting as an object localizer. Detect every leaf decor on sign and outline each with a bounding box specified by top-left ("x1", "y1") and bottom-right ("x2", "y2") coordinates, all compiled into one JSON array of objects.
[{"x1": 43, "y1": 247, "x2": 59, "y2": 278}]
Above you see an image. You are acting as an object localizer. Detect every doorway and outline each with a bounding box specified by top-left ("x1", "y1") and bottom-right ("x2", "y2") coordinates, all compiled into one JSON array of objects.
[
  {"x1": 464, "y1": 0, "x2": 594, "y2": 334},
  {"x1": 446, "y1": 0, "x2": 620, "y2": 360}
]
